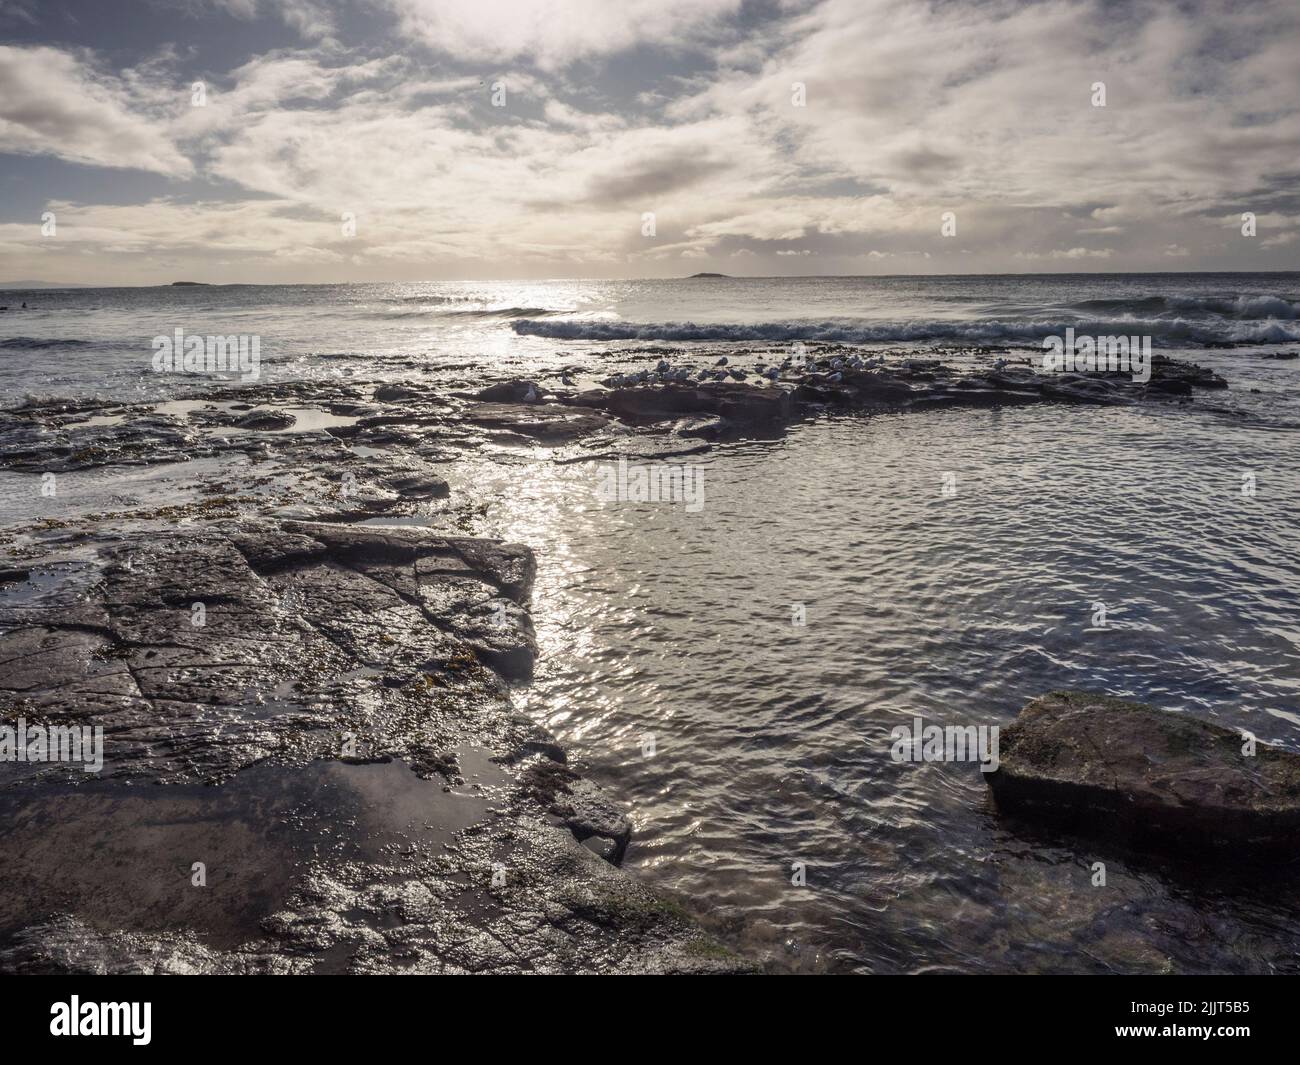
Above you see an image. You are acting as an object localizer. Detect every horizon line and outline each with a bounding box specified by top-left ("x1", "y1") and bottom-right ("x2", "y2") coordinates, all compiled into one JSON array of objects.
[{"x1": 5, "y1": 267, "x2": 1300, "y2": 290}]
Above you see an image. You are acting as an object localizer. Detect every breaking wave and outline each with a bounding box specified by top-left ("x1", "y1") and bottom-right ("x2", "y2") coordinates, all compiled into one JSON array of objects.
[
  {"x1": 1065, "y1": 294, "x2": 1300, "y2": 319},
  {"x1": 512, "y1": 312, "x2": 1300, "y2": 346}
]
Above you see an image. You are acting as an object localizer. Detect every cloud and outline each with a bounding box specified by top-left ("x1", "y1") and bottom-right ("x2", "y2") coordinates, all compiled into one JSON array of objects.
[
  {"x1": 1, "y1": 0, "x2": 1298, "y2": 280},
  {"x1": 381, "y1": 0, "x2": 745, "y2": 69},
  {"x1": 0, "y1": 1, "x2": 38, "y2": 26},
  {"x1": 209, "y1": 0, "x2": 337, "y2": 40},
  {"x1": 0, "y1": 46, "x2": 192, "y2": 177}
]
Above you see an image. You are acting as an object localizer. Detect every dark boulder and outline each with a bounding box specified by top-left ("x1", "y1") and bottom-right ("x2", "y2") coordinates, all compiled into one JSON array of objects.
[
  {"x1": 475, "y1": 379, "x2": 542, "y2": 403},
  {"x1": 1151, "y1": 355, "x2": 1227, "y2": 389},
  {"x1": 840, "y1": 370, "x2": 916, "y2": 402},
  {"x1": 985, "y1": 691, "x2": 1300, "y2": 853}
]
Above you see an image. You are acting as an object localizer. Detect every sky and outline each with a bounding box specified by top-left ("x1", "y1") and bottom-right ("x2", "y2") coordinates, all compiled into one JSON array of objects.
[{"x1": 1, "y1": 0, "x2": 1298, "y2": 284}]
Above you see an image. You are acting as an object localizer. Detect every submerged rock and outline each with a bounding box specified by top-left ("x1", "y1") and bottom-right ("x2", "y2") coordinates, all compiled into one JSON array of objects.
[{"x1": 985, "y1": 691, "x2": 1300, "y2": 852}]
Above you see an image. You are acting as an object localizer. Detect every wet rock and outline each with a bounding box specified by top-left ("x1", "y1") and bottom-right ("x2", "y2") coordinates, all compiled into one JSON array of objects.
[
  {"x1": 910, "y1": 378, "x2": 1043, "y2": 409},
  {"x1": 380, "y1": 472, "x2": 450, "y2": 500},
  {"x1": 1039, "y1": 374, "x2": 1133, "y2": 406},
  {"x1": 521, "y1": 757, "x2": 633, "y2": 865},
  {"x1": 234, "y1": 410, "x2": 296, "y2": 431},
  {"x1": 0, "y1": 514, "x2": 747, "y2": 973},
  {"x1": 373, "y1": 383, "x2": 437, "y2": 403},
  {"x1": 0, "y1": 915, "x2": 304, "y2": 975},
  {"x1": 985, "y1": 691, "x2": 1300, "y2": 853},
  {"x1": 1151, "y1": 355, "x2": 1227, "y2": 389},
  {"x1": 464, "y1": 402, "x2": 612, "y2": 443},
  {"x1": 475, "y1": 379, "x2": 542, "y2": 403},
  {"x1": 451, "y1": 596, "x2": 537, "y2": 681},
  {"x1": 278, "y1": 521, "x2": 535, "y2": 601},
  {"x1": 571, "y1": 381, "x2": 793, "y2": 427},
  {"x1": 0, "y1": 521, "x2": 538, "y2": 785},
  {"x1": 839, "y1": 370, "x2": 917, "y2": 402},
  {"x1": 0, "y1": 411, "x2": 208, "y2": 472}
]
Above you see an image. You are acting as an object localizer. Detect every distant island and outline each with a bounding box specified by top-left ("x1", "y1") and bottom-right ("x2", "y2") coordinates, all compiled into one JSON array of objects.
[
  {"x1": 171, "y1": 281, "x2": 210, "y2": 286},
  {"x1": 687, "y1": 272, "x2": 729, "y2": 278}
]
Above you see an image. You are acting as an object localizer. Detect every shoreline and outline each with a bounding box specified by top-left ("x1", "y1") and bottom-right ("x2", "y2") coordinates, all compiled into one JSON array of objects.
[{"x1": 0, "y1": 345, "x2": 1252, "y2": 973}]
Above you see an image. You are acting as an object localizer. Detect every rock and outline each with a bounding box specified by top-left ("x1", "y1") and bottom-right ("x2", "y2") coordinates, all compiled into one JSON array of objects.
[
  {"x1": 235, "y1": 410, "x2": 296, "y2": 431},
  {"x1": 1151, "y1": 355, "x2": 1227, "y2": 389},
  {"x1": 464, "y1": 402, "x2": 612, "y2": 443},
  {"x1": 1039, "y1": 375, "x2": 1133, "y2": 406},
  {"x1": 910, "y1": 378, "x2": 1042, "y2": 409},
  {"x1": 0, "y1": 515, "x2": 748, "y2": 973},
  {"x1": 0, "y1": 408, "x2": 211, "y2": 472},
  {"x1": 570, "y1": 381, "x2": 793, "y2": 427},
  {"x1": 475, "y1": 380, "x2": 542, "y2": 403},
  {"x1": 373, "y1": 383, "x2": 432, "y2": 402},
  {"x1": 840, "y1": 370, "x2": 917, "y2": 402},
  {"x1": 521, "y1": 757, "x2": 633, "y2": 864},
  {"x1": 985, "y1": 691, "x2": 1300, "y2": 852},
  {"x1": 381, "y1": 472, "x2": 450, "y2": 500},
  {"x1": 418, "y1": 579, "x2": 537, "y2": 680}
]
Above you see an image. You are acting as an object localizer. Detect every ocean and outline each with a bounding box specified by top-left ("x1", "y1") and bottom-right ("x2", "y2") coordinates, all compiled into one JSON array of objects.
[
  {"x1": 4, "y1": 272, "x2": 1300, "y2": 408},
  {"x1": 3, "y1": 272, "x2": 1300, "y2": 972}
]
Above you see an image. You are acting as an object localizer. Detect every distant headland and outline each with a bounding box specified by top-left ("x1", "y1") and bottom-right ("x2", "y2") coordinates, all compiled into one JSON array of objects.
[{"x1": 687, "y1": 272, "x2": 729, "y2": 278}]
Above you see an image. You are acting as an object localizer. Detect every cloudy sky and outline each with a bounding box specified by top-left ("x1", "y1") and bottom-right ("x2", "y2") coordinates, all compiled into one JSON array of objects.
[{"x1": 1, "y1": 0, "x2": 1298, "y2": 284}]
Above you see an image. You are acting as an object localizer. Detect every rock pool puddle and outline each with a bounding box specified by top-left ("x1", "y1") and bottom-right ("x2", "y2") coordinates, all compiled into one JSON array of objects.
[{"x1": 0, "y1": 751, "x2": 509, "y2": 950}]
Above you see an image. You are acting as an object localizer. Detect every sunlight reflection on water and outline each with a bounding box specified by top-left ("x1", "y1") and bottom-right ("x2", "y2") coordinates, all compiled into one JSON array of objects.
[{"x1": 450, "y1": 399, "x2": 1300, "y2": 973}]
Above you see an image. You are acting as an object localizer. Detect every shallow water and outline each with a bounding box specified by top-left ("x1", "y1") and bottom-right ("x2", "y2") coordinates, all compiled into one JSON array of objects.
[
  {"x1": 0, "y1": 754, "x2": 505, "y2": 952},
  {"x1": 453, "y1": 396, "x2": 1300, "y2": 973}
]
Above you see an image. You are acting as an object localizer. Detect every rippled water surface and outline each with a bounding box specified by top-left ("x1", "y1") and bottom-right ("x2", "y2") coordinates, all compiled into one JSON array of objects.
[{"x1": 460, "y1": 398, "x2": 1300, "y2": 973}]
